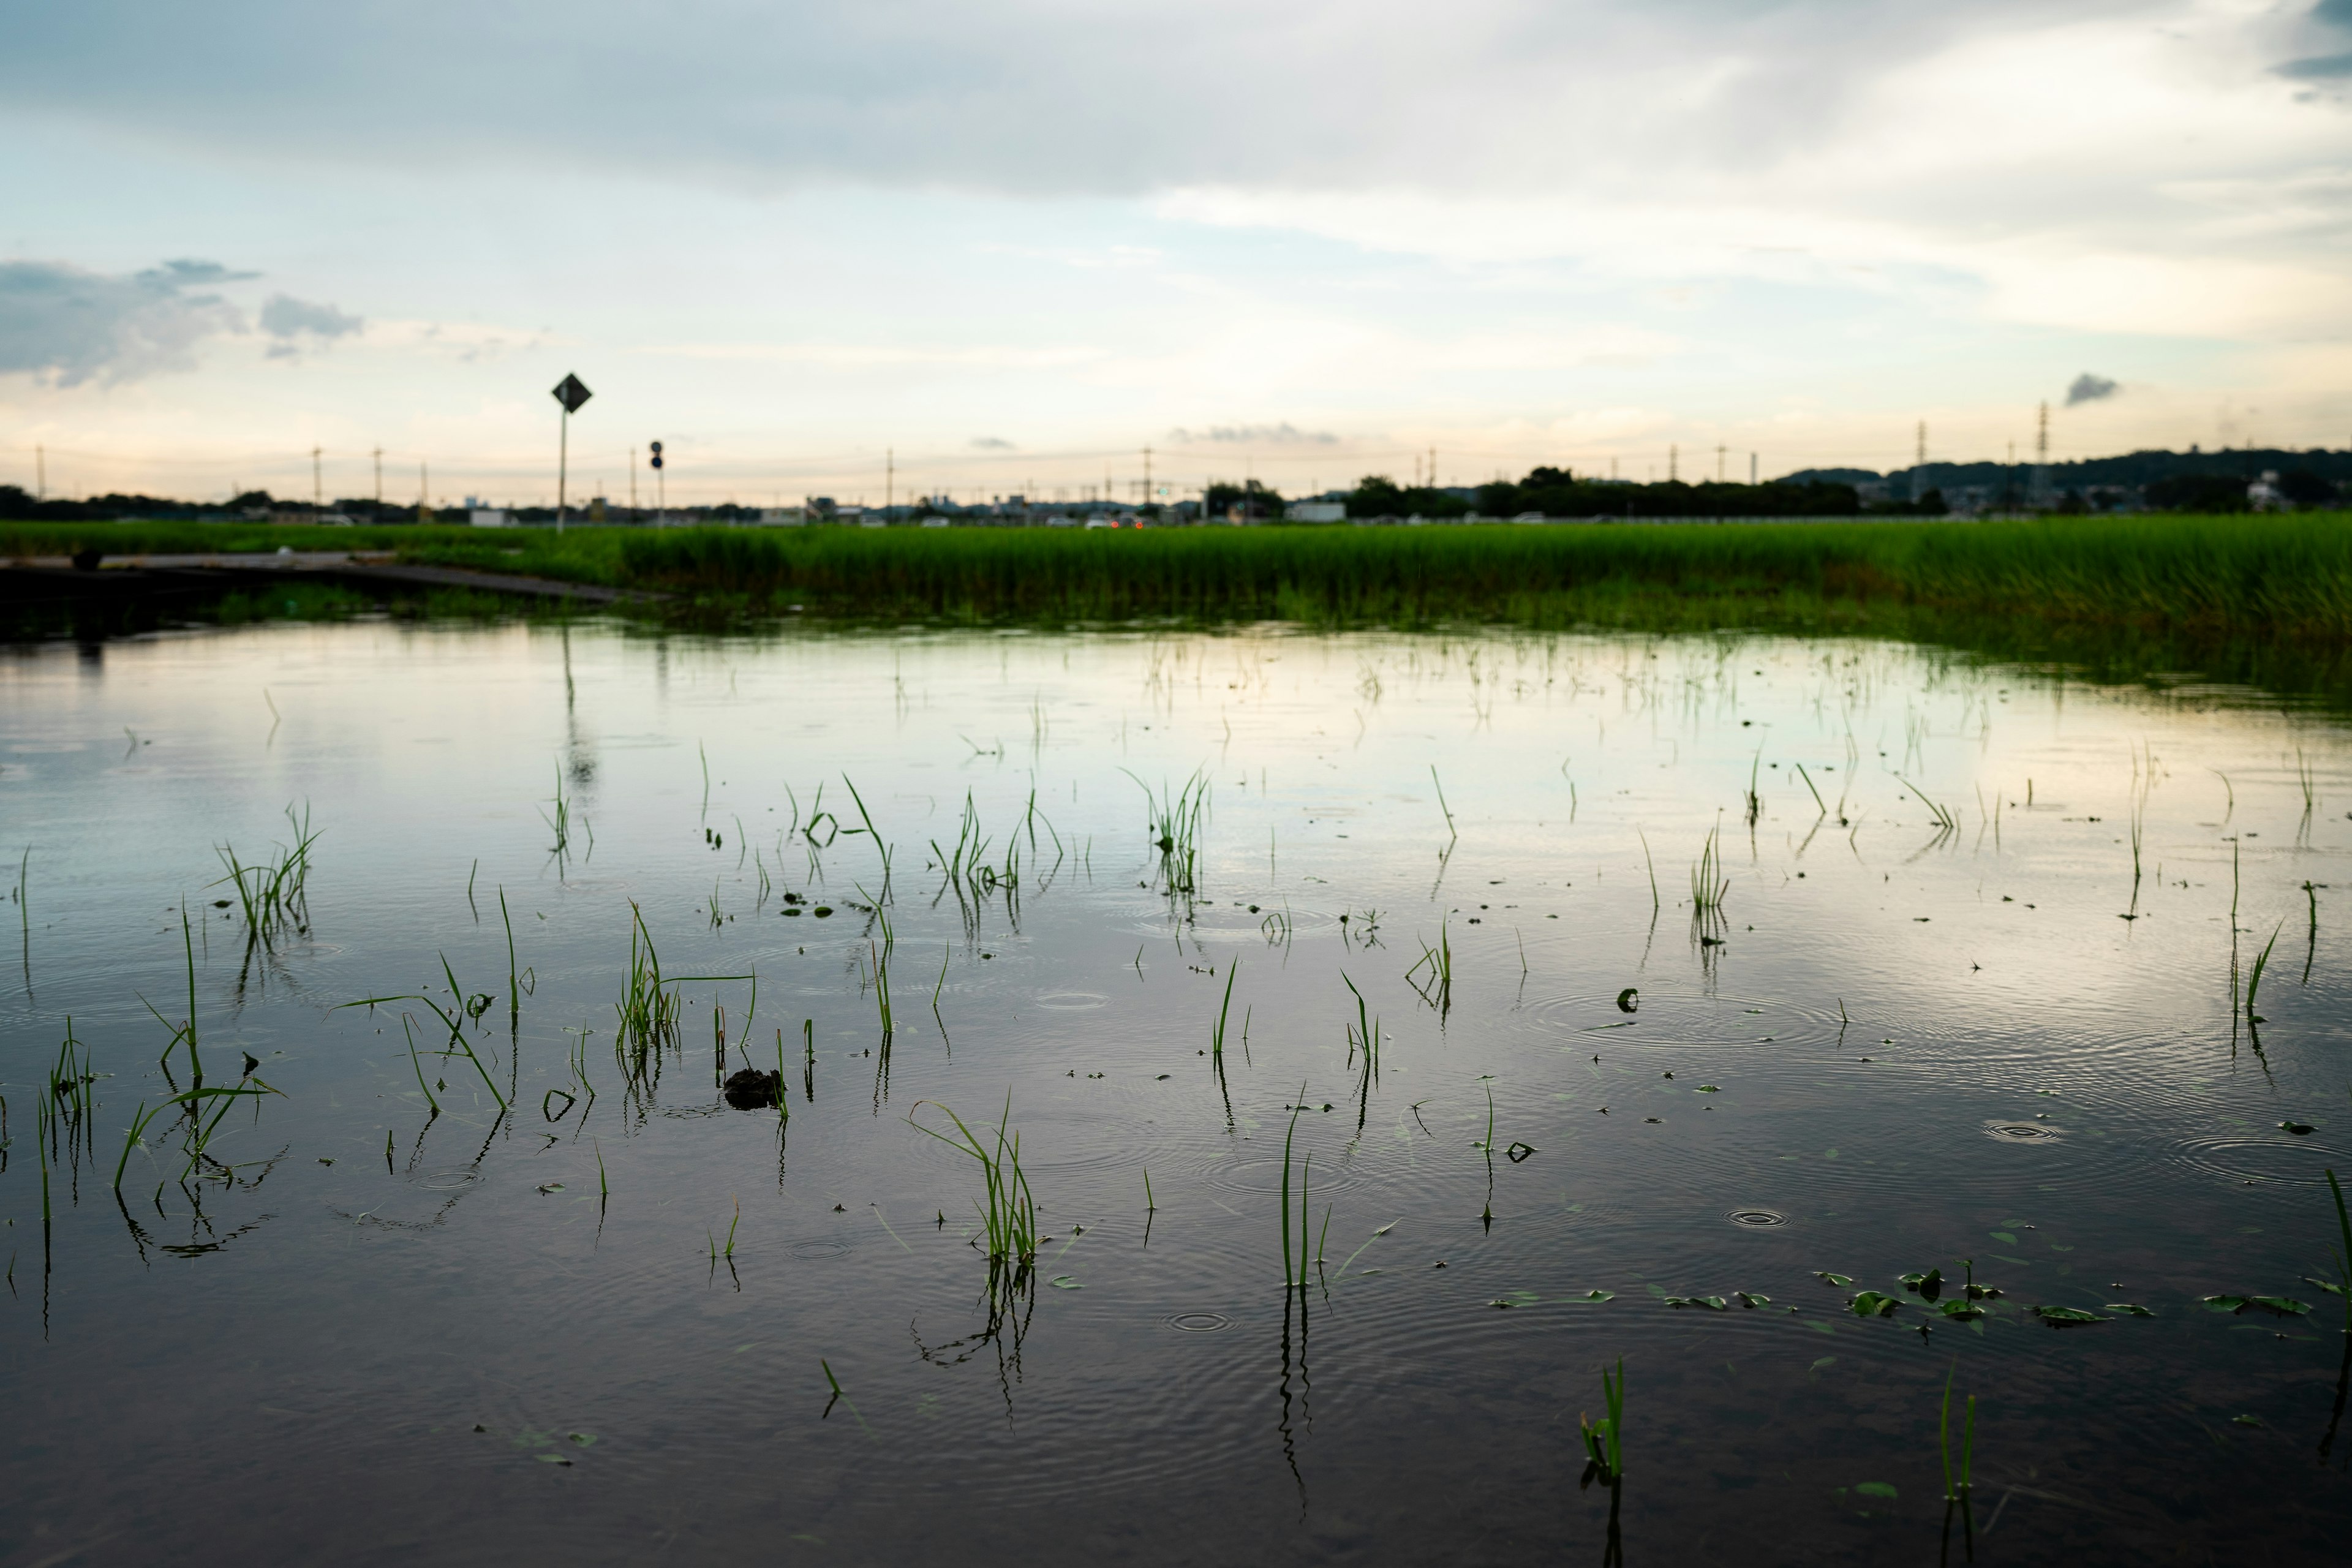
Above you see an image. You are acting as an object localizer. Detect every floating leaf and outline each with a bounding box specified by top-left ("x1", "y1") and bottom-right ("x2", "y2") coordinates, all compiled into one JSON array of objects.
[
  {"x1": 1936, "y1": 1300, "x2": 1985, "y2": 1321},
  {"x1": 2203, "y1": 1294, "x2": 2312, "y2": 1317},
  {"x1": 2280, "y1": 1121, "x2": 2315, "y2": 1136},
  {"x1": 1488, "y1": 1298, "x2": 1518, "y2": 1309},
  {"x1": 1571, "y1": 1289, "x2": 1616, "y2": 1303},
  {"x1": 1808, "y1": 1355, "x2": 1837, "y2": 1373},
  {"x1": 1695, "y1": 1085, "x2": 1722, "y2": 1093},
  {"x1": 1855, "y1": 1482, "x2": 1899, "y2": 1499},
  {"x1": 1900, "y1": 1268, "x2": 1945, "y2": 1301},
  {"x1": 1735, "y1": 1291, "x2": 1771, "y2": 1308},
  {"x1": 535, "y1": 1453, "x2": 573, "y2": 1465},
  {"x1": 1049, "y1": 1276, "x2": 1082, "y2": 1289},
  {"x1": 2302, "y1": 1276, "x2": 2346, "y2": 1298},
  {"x1": 2106, "y1": 1304, "x2": 2155, "y2": 1317},
  {"x1": 1848, "y1": 1291, "x2": 1902, "y2": 1319},
  {"x1": 1666, "y1": 1294, "x2": 1729, "y2": 1311},
  {"x1": 1814, "y1": 1272, "x2": 1853, "y2": 1287},
  {"x1": 1506, "y1": 1141, "x2": 1537, "y2": 1163},
  {"x1": 2033, "y1": 1305, "x2": 2108, "y2": 1325},
  {"x1": 567, "y1": 1431, "x2": 598, "y2": 1447},
  {"x1": 1989, "y1": 1231, "x2": 2017, "y2": 1244},
  {"x1": 2231, "y1": 1414, "x2": 2264, "y2": 1427},
  {"x1": 537, "y1": 1182, "x2": 565, "y2": 1194}
]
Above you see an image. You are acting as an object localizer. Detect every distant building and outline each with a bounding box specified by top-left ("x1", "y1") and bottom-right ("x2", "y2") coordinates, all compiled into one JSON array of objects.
[
  {"x1": 469, "y1": 508, "x2": 510, "y2": 529},
  {"x1": 758, "y1": 507, "x2": 807, "y2": 526},
  {"x1": 2250, "y1": 471, "x2": 2286, "y2": 511},
  {"x1": 1285, "y1": 500, "x2": 1346, "y2": 522}
]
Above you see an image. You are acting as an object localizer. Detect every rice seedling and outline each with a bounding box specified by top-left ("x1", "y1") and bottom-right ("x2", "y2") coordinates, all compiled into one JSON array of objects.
[
  {"x1": 1405, "y1": 917, "x2": 1454, "y2": 1011},
  {"x1": 1143, "y1": 1166, "x2": 1156, "y2": 1212},
  {"x1": 2247, "y1": 918, "x2": 2284, "y2": 1025},
  {"x1": 1690, "y1": 824, "x2": 1729, "y2": 921},
  {"x1": 1938, "y1": 1362, "x2": 1978, "y2": 1501},
  {"x1": 2298, "y1": 746, "x2": 2316, "y2": 834},
  {"x1": 1894, "y1": 775, "x2": 1958, "y2": 834},
  {"x1": 1211, "y1": 959, "x2": 1240, "y2": 1062},
  {"x1": 910, "y1": 1093, "x2": 1040, "y2": 1283},
  {"x1": 1342, "y1": 973, "x2": 1381, "y2": 1130},
  {"x1": 1430, "y1": 764, "x2": 1458, "y2": 843},
  {"x1": 1796, "y1": 762, "x2": 1828, "y2": 818},
  {"x1": 1637, "y1": 829, "x2": 1659, "y2": 915},
  {"x1": 212, "y1": 802, "x2": 320, "y2": 951},
  {"x1": 1278, "y1": 1088, "x2": 1311, "y2": 1292},
  {"x1": 842, "y1": 774, "x2": 893, "y2": 899},
  {"x1": 2304, "y1": 881, "x2": 2320, "y2": 986},
  {"x1": 499, "y1": 887, "x2": 520, "y2": 1031},
  {"x1": 543, "y1": 765, "x2": 571, "y2": 855},
  {"x1": 1123, "y1": 767, "x2": 1210, "y2": 897},
  {"x1": 1743, "y1": 750, "x2": 1762, "y2": 828},
  {"x1": 2326, "y1": 1169, "x2": 2351, "y2": 1335},
  {"x1": 1578, "y1": 1357, "x2": 1626, "y2": 1485}
]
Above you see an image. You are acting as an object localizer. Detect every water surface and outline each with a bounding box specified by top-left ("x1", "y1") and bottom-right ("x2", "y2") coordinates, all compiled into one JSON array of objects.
[{"x1": 3, "y1": 622, "x2": 2350, "y2": 1563}]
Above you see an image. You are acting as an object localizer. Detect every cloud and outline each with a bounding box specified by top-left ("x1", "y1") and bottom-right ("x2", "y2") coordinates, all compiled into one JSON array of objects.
[
  {"x1": 259, "y1": 293, "x2": 362, "y2": 339},
  {"x1": 1168, "y1": 422, "x2": 1339, "y2": 445},
  {"x1": 2065, "y1": 372, "x2": 2120, "y2": 405},
  {"x1": 0, "y1": 257, "x2": 252, "y2": 386},
  {"x1": 969, "y1": 435, "x2": 1014, "y2": 449},
  {"x1": 2276, "y1": 51, "x2": 2352, "y2": 78}
]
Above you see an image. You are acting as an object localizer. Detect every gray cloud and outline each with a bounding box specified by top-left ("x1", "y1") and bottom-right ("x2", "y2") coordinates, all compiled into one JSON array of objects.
[
  {"x1": 2065, "y1": 372, "x2": 2119, "y2": 406},
  {"x1": 969, "y1": 435, "x2": 1014, "y2": 450},
  {"x1": 0, "y1": 257, "x2": 252, "y2": 386},
  {"x1": 259, "y1": 293, "x2": 362, "y2": 340},
  {"x1": 1170, "y1": 422, "x2": 1340, "y2": 445},
  {"x1": 0, "y1": 1, "x2": 2127, "y2": 198},
  {"x1": 2277, "y1": 51, "x2": 2352, "y2": 78}
]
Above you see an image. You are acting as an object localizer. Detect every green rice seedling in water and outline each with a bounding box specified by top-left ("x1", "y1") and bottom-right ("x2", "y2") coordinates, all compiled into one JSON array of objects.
[
  {"x1": 544, "y1": 765, "x2": 571, "y2": 854},
  {"x1": 2247, "y1": 918, "x2": 2284, "y2": 1025},
  {"x1": 1939, "y1": 1362, "x2": 1977, "y2": 1501},
  {"x1": 1404, "y1": 918, "x2": 1453, "y2": 1011},
  {"x1": 1212, "y1": 960, "x2": 1240, "y2": 1061},
  {"x1": 1430, "y1": 764, "x2": 1458, "y2": 842},
  {"x1": 842, "y1": 774, "x2": 893, "y2": 900},
  {"x1": 1690, "y1": 825, "x2": 1728, "y2": 916},
  {"x1": 499, "y1": 887, "x2": 520, "y2": 1030},
  {"x1": 1579, "y1": 1358, "x2": 1626, "y2": 1483},
  {"x1": 2327, "y1": 1169, "x2": 2351, "y2": 1335},
  {"x1": 1796, "y1": 763, "x2": 1828, "y2": 818},
  {"x1": 211, "y1": 802, "x2": 320, "y2": 951},
  {"x1": 2304, "y1": 881, "x2": 2320, "y2": 986},
  {"x1": 1278, "y1": 1088, "x2": 1310, "y2": 1291},
  {"x1": 909, "y1": 1093, "x2": 1039, "y2": 1269},
  {"x1": 1637, "y1": 829, "x2": 1659, "y2": 915},
  {"x1": 1893, "y1": 774, "x2": 1958, "y2": 834}
]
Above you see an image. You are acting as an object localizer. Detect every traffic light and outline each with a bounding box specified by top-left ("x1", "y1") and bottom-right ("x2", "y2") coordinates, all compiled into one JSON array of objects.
[{"x1": 649, "y1": 440, "x2": 665, "y2": 471}]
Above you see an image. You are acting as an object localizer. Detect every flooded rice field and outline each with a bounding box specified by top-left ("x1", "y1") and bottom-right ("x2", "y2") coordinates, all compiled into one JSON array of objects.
[{"x1": 3, "y1": 621, "x2": 2350, "y2": 1564}]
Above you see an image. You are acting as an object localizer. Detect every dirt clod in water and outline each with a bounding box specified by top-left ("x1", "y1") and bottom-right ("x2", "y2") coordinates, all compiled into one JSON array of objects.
[{"x1": 723, "y1": 1068, "x2": 783, "y2": 1110}]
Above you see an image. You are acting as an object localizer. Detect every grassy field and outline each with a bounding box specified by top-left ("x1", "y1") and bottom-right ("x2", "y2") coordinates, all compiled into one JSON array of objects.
[{"x1": 8, "y1": 513, "x2": 2351, "y2": 699}]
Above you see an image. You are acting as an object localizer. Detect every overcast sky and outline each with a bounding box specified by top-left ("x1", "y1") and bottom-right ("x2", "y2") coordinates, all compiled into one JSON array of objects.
[{"x1": 2, "y1": 0, "x2": 2347, "y2": 505}]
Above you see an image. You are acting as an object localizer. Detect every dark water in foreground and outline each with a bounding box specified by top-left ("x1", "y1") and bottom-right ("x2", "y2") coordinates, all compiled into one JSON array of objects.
[{"x1": 2, "y1": 622, "x2": 2350, "y2": 1565}]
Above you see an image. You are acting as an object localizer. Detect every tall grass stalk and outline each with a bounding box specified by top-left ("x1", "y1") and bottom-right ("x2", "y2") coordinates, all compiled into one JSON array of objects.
[
  {"x1": 1580, "y1": 1358, "x2": 1626, "y2": 1483},
  {"x1": 1939, "y1": 1363, "x2": 1977, "y2": 1501},
  {"x1": 910, "y1": 1093, "x2": 1039, "y2": 1268}
]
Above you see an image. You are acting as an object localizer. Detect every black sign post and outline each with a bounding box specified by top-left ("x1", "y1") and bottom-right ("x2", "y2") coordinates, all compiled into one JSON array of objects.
[
  {"x1": 649, "y1": 440, "x2": 666, "y2": 525},
  {"x1": 551, "y1": 373, "x2": 593, "y2": 533}
]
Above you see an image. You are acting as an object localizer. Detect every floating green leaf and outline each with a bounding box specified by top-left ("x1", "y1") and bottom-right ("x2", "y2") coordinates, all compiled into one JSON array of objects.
[
  {"x1": 2231, "y1": 1414, "x2": 2264, "y2": 1427},
  {"x1": 1665, "y1": 1294, "x2": 1729, "y2": 1311},
  {"x1": 1049, "y1": 1275, "x2": 1082, "y2": 1289},
  {"x1": 1936, "y1": 1300, "x2": 1985, "y2": 1320},
  {"x1": 1848, "y1": 1291, "x2": 1903, "y2": 1318},
  {"x1": 2032, "y1": 1305, "x2": 2108, "y2": 1325},
  {"x1": 1814, "y1": 1272, "x2": 1853, "y2": 1287},
  {"x1": 1570, "y1": 1289, "x2": 1616, "y2": 1303},
  {"x1": 1989, "y1": 1231, "x2": 2017, "y2": 1244},
  {"x1": 1695, "y1": 1085, "x2": 1722, "y2": 1093},
  {"x1": 2106, "y1": 1304, "x2": 2155, "y2": 1317},
  {"x1": 1734, "y1": 1291, "x2": 1771, "y2": 1308},
  {"x1": 1855, "y1": 1481, "x2": 1898, "y2": 1499},
  {"x1": 2203, "y1": 1294, "x2": 2311, "y2": 1317},
  {"x1": 2281, "y1": 1120, "x2": 2316, "y2": 1135}
]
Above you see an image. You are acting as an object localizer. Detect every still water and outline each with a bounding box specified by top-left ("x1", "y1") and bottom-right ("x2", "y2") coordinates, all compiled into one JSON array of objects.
[{"x1": 2, "y1": 620, "x2": 2350, "y2": 1564}]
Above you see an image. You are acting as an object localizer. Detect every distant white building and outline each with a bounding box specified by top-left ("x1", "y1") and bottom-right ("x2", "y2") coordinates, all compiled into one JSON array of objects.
[
  {"x1": 1285, "y1": 500, "x2": 1346, "y2": 522},
  {"x1": 469, "y1": 508, "x2": 510, "y2": 529},
  {"x1": 758, "y1": 507, "x2": 807, "y2": 526},
  {"x1": 2250, "y1": 471, "x2": 2287, "y2": 511}
]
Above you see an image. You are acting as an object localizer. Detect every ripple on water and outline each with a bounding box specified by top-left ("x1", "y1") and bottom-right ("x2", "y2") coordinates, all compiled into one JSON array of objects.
[
  {"x1": 1166, "y1": 1311, "x2": 1232, "y2": 1333},
  {"x1": 418, "y1": 1170, "x2": 479, "y2": 1190},
  {"x1": 1982, "y1": 1120, "x2": 2065, "y2": 1143},
  {"x1": 1515, "y1": 990, "x2": 1851, "y2": 1052},
  {"x1": 1725, "y1": 1208, "x2": 1789, "y2": 1227},
  {"x1": 2176, "y1": 1134, "x2": 2348, "y2": 1186},
  {"x1": 1033, "y1": 992, "x2": 1106, "y2": 1011}
]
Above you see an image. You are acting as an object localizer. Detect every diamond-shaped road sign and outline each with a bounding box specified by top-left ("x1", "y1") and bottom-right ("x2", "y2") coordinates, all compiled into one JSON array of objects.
[{"x1": 551, "y1": 373, "x2": 593, "y2": 413}]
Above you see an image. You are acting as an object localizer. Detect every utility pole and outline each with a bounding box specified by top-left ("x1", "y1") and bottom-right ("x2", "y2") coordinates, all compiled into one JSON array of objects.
[
  {"x1": 1142, "y1": 444, "x2": 1153, "y2": 508},
  {"x1": 34, "y1": 444, "x2": 43, "y2": 500},
  {"x1": 1915, "y1": 420, "x2": 1926, "y2": 469},
  {"x1": 1749, "y1": 452, "x2": 1758, "y2": 485},
  {"x1": 312, "y1": 446, "x2": 322, "y2": 510},
  {"x1": 1669, "y1": 444, "x2": 1679, "y2": 483},
  {"x1": 2034, "y1": 401, "x2": 2050, "y2": 503},
  {"x1": 1428, "y1": 446, "x2": 1436, "y2": 490},
  {"x1": 1715, "y1": 444, "x2": 1727, "y2": 482},
  {"x1": 373, "y1": 447, "x2": 383, "y2": 505},
  {"x1": 630, "y1": 447, "x2": 638, "y2": 515},
  {"x1": 885, "y1": 448, "x2": 894, "y2": 516}
]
